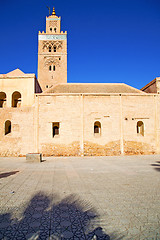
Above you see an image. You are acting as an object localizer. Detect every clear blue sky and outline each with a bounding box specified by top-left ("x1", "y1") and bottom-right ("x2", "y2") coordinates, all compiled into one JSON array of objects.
[{"x1": 0, "y1": 0, "x2": 160, "y2": 89}]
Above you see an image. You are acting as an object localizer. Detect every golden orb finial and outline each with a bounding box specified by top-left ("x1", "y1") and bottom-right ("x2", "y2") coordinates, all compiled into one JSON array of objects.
[{"x1": 52, "y1": 7, "x2": 56, "y2": 15}]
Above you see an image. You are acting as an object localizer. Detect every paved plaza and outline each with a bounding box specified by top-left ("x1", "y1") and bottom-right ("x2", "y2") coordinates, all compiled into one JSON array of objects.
[{"x1": 0, "y1": 155, "x2": 160, "y2": 239}]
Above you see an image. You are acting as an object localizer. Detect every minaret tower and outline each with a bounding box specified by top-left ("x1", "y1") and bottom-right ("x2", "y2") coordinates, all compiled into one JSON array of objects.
[{"x1": 38, "y1": 7, "x2": 67, "y2": 91}]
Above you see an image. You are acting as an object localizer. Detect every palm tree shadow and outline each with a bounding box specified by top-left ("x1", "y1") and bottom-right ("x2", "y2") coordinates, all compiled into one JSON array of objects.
[
  {"x1": 151, "y1": 161, "x2": 160, "y2": 172},
  {"x1": 0, "y1": 192, "x2": 124, "y2": 239},
  {"x1": 0, "y1": 171, "x2": 19, "y2": 179}
]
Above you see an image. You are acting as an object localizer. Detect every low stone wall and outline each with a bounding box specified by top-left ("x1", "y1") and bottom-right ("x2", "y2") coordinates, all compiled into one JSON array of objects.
[{"x1": 26, "y1": 153, "x2": 42, "y2": 162}]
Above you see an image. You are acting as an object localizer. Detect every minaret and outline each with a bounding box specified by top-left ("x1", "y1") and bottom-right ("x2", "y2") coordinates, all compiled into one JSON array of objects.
[{"x1": 38, "y1": 7, "x2": 67, "y2": 91}]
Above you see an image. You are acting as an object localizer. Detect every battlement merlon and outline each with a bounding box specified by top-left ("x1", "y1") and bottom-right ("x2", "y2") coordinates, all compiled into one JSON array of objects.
[
  {"x1": 46, "y1": 16, "x2": 61, "y2": 20},
  {"x1": 38, "y1": 31, "x2": 67, "y2": 35}
]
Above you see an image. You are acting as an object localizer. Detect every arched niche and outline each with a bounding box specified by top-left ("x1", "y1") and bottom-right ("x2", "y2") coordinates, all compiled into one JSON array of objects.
[
  {"x1": 137, "y1": 121, "x2": 144, "y2": 136},
  {"x1": 94, "y1": 121, "x2": 101, "y2": 135},
  {"x1": 0, "y1": 92, "x2": 6, "y2": 108},
  {"x1": 5, "y1": 120, "x2": 11, "y2": 135},
  {"x1": 12, "y1": 91, "x2": 21, "y2": 108}
]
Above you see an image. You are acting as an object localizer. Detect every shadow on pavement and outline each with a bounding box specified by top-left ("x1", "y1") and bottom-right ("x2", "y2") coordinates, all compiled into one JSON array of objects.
[
  {"x1": 151, "y1": 162, "x2": 160, "y2": 172},
  {"x1": 0, "y1": 192, "x2": 124, "y2": 239},
  {"x1": 0, "y1": 171, "x2": 19, "y2": 179}
]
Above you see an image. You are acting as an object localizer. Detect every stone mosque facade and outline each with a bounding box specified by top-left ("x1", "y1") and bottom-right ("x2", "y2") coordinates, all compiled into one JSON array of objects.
[{"x1": 0, "y1": 8, "x2": 160, "y2": 157}]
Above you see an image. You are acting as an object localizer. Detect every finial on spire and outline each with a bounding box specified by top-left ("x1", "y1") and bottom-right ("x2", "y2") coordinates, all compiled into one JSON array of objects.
[{"x1": 52, "y1": 7, "x2": 56, "y2": 15}]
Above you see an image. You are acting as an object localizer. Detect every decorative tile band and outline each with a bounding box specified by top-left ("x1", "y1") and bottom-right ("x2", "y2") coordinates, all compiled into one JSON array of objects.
[
  {"x1": 39, "y1": 35, "x2": 67, "y2": 40},
  {"x1": 46, "y1": 18, "x2": 61, "y2": 21}
]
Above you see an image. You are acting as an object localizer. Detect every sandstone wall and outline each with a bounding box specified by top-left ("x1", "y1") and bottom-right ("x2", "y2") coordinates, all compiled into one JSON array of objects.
[
  {"x1": 0, "y1": 93, "x2": 159, "y2": 157},
  {"x1": 37, "y1": 94, "x2": 160, "y2": 156},
  {"x1": 0, "y1": 76, "x2": 35, "y2": 107},
  {"x1": 37, "y1": 95, "x2": 82, "y2": 155},
  {"x1": 0, "y1": 107, "x2": 35, "y2": 156}
]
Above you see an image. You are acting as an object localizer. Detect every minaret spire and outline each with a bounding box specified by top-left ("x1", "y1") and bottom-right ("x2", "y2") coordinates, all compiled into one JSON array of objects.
[
  {"x1": 38, "y1": 6, "x2": 67, "y2": 91},
  {"x1": 52, "y1": 7, "x2": 56, "y2": 15}
]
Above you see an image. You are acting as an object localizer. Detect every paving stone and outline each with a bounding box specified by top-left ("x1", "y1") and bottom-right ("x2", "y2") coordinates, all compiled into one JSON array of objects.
[{"x1": 0, "y1": 155, "x2": 160, "y2": 239}]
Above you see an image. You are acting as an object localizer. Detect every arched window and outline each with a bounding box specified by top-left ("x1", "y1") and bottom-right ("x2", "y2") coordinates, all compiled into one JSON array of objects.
[
  {"x1": 49, "y1": 46, "x2": 52, "y2": 52},
  {"x1": 49, "y1": 66, "x2": 52, "y2": 71},
  {"x1": 12, "y1": 91, "x2": 21, "y2": 108},
  {"x1": 94, "y1": 121, "x2": 101, "y2": 135},
  {"x1": 53, "y1": 65, "x2": 55, "y2": 71},
  {"x1": 50, "y1": 28, "x2": 52, "y2": 32},
  {"x1": 54, "y1": 46, "x2": 56, "y2": 52},
  {"x1": 54, "y1": 28, "x2": 57, "y2": 33},
  {"x1": 0, "y1": 92, "x2": 6, "y2": 108},
  {"x1": 5, "y1": 120, "x2": 11, "y2": 135},
  {"x1": 137, "y1": 121, "x2": 144, "y2": 136}
]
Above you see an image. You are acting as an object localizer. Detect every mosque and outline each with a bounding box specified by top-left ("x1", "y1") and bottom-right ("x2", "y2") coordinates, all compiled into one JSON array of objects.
[{"x1": 0, "y1": 8, "x2": 160, "y2": 157}]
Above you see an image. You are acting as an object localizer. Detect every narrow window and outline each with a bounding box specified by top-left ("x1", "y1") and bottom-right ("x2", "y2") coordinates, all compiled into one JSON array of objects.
[
  {"x1": 52, "y1": 122, "x2": 60, "y2": 137},
  {"x1": 54, "y1": 28, "x2": 57, "y2": 33},
  {"x1": 0, "y1": 92, "x2": 6, "y2": 108},
  {"x1": 54, "y1": 46, "x2": 56, "y2": 52},
  {"x1": 53, "y1": 65, "x2": 55, "y2": 71},
  {"x1": 46, "y1": 85, "x2": 49, "y2": 88},
  {"x1": 49, "y1": 66, "x2": 52, "y2": 71},
  {"x1": 12, "y1": 91, "x2": 21, "y2": 108},
  {"x1": 49, "y1": 46, "x2": 52, "y2": 52},
  {"x1": 5, "y1": 120, "x2": 11, "y2": 135},
  {"x1": 59, "y1": 57, "x2": 61, "y2": 60},
  {"x1": 94, "y1": 121, "x2": 101, "y2": 135},
  {"x1": 50, "y1": 28, "x2": 52, "y2": 32},
  {"x1": 137, "y1": 121, "x2": 144, "y2": 136}
]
